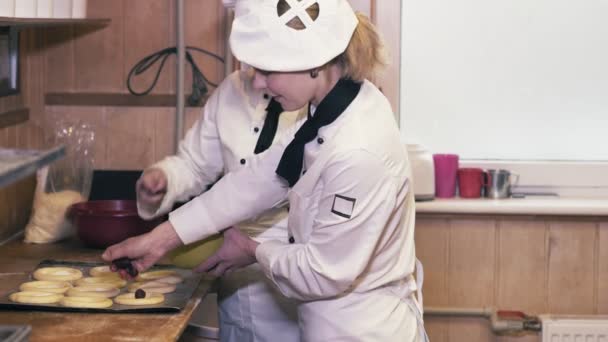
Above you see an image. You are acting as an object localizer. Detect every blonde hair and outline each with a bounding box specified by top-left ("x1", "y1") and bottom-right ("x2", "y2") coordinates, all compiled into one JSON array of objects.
[{"x1": 335, "y1": 13, "x2": 387, "y2": 82}]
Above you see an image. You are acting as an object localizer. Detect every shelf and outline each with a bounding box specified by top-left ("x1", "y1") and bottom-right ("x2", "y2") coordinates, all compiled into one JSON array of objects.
[
  {"x1": 0, "y1": 17, "x2": 110, "y2": 28},
  {"x1": 0, "y1": 146, "x2": 65, "y2": 188},
  {"x1": 0, "y1": 108, "x2": 28, "y2": 129},
  {"x1": 46, "y1": 93, "x2": 209, "y2": 107}
]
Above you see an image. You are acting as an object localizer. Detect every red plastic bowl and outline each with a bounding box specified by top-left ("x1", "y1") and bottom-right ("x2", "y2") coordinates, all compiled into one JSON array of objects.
[{"x1": 69, "y1": 200, "x2": 163, "y2": 249}]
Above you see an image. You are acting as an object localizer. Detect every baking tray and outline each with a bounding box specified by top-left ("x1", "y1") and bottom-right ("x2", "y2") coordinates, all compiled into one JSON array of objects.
[{"x1": 0, "y1": 259, "x2": 203, "y2": 314}]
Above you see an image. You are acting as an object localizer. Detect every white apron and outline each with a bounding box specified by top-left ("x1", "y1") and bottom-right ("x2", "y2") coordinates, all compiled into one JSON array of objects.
[{"x1": 218, "y1": 226, "x2": 300, "y2": 342}]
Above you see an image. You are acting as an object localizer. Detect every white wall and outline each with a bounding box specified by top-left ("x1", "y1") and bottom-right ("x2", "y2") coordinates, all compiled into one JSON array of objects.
[{"x1": 400, "y1": 0, "x2": 608, "y2": 162}]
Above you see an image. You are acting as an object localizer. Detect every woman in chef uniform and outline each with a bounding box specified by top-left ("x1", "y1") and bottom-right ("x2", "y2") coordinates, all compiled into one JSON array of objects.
[
  {"x1": 104, "y1": 0, "x2": 427, "y2": 340},
  {"x1": 134, "y1": 26, "x2": 305, "y2": 342}
]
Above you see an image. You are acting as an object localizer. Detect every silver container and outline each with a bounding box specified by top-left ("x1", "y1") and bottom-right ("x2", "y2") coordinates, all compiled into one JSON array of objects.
[{"x1": 484, "y1": 169, "x2": 518, "y2": 199}]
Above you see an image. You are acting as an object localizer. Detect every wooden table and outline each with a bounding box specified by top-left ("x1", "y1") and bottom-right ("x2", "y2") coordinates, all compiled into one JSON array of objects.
[{"x1": 0, "y1": 236, "x2": 214, "y2": 341}]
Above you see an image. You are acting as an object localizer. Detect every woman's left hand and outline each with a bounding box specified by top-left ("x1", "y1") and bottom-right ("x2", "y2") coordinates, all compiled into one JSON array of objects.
[{"x1": 194, "y1": 227, "x2": 260, "y2": 277}]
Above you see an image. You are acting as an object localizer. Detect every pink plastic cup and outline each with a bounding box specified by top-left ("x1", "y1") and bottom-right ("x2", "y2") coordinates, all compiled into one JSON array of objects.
[{"x1": 433, "y1": 154, "x2": 459, "y2": 198}]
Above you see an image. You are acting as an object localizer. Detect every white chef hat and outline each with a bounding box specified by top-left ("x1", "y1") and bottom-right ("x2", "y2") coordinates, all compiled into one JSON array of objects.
[{"x1": 230, "y1": 0, "x2": 359, "y2": 72}]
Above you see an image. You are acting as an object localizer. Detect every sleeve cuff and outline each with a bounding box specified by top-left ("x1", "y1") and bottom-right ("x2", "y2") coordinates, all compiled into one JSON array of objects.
[
  {"x1": 136, "y1": 162, "x2": 179, "y2": 220},
  {"x1": 168, "y1": 200, "x2": 216, "y2": 245},
  {"x1": 255, "y1": 240, "x2": 288, "y2": 282}
]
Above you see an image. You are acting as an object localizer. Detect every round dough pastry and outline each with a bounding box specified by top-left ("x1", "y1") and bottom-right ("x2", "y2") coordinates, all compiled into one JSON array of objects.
[
  {"x1": 33, "y1": 267, "x2": 83, "y2": 282},
  {"x1": 154, "y1": 275, "x2": 183, "y2": 285},
  {"x1": 89, "y1": 266, "x2": 121, "y2": 278},
  {"x1": 76, "y1": 276, "x2": 127, "y2": 288},
  {"x1": 127, "y1": 281, "x2": 176, "y2": 294},
  {"x1": 19, "y1": 280, "x2": 72, "y2": 294},
  {"x1": 9, "y1": 291, "x2": 64, "y2": 304},
  {"x1": 60, "y1": 296, "x2": 113, "y2": 309},
  {"x1": 114, "y1": 292, "x2": 165, "y2": 306},
  {"x1": 136, "y1": 270, "x2": 178, "y2": 281},
  {"x1": 67, "y1": 284, "x2": 120, "y2": 298}
]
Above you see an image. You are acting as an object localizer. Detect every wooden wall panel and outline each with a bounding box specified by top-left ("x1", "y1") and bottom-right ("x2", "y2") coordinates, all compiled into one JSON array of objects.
[
  {"x1": 448, "y1": 219, "x2": 496, "y2": 307},
  {"x1": 21, "y1": 30, "x2": 47, "y2": 149},
  {"x1": 154, "y1": 109, "x2": 176, "y2": 163},
  {"x1": 425, "y1": 318, "x2": 448, "y2": 342},
  {"x1": 447, "y1": 318, "x2": 493, "y2": 342},
  {"x1": 496, "y1": 220, "x2": 547, "y2": 314},
  {"x1": 184, "y1": 0, "x2": 226, "y2": 98},
  {"x1": 599, "y1": 222, "x2": 608, "y2": 314},
  {"x1": 44, "y1": 27, "x2": 75, "y2": 92},
  {"x1": 124, "y1": 0, "x2": 173, "y2": 95},
  {"x1": 105, "y1": 107, "x2": 155, "y2": 170},
  {"x1": 546, "y1": 221, "x2": 596, "y2": 314},
  {"x1": 415, "y1": 217, "x2": 450, "y2": 306},
  {"x1": 74, "y1": 0, "x2": 125, "y2": 92},
  {"x1": 1, "y1": 126, "x2": 17, "y2": 148},
  {"x1": 0, "y1": 176, "x2": 36, "y2": 242},
  {"x1": 496, "y1": 334, "x2": 540, "y2": 342}
]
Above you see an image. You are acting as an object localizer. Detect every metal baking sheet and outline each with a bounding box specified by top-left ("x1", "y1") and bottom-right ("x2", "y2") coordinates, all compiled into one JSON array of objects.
[{"x1": 0, "y1": 259, "x2": 203, "y2": 314}]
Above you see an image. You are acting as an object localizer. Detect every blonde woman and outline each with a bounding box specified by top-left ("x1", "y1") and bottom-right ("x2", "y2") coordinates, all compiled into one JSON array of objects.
[{"x1": 104, "y1": 1, "x2": 427, "y2": 340}]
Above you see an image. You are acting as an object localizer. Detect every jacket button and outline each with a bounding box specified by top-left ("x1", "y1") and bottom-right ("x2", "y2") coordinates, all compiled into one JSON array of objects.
[
  {"x1": 253, "y1": 127, "x2": 260, "y2": 133},
  {"x1": 288, "y1": 236, "x2": 295, "y2": 244},
  {"x1": 317, "y1": 137, "x2": 324, "y2": 144},
  {"x1": 240, "y1": 159, "x2": 246, "y2": 165}
]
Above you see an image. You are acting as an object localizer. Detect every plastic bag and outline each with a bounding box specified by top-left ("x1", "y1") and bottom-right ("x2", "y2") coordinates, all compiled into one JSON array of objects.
[{"x1": 24, "y1": 120, "x2": 95, "y2": 244}]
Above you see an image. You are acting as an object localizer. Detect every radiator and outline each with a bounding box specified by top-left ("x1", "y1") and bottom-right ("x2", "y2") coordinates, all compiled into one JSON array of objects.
[{"x1": 541, "y1": 315, "x2": 608, "y2": 342}]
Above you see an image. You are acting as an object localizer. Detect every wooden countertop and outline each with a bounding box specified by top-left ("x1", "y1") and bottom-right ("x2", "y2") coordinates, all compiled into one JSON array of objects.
[{"x1": 0, "y1": 236, "x2": 215, "y2": 341}]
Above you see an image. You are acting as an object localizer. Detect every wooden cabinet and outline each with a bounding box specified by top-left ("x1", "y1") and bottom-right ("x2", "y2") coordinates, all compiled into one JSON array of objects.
[{"x1": 417, "y1": 214, "x2": 608, "y2": 342}]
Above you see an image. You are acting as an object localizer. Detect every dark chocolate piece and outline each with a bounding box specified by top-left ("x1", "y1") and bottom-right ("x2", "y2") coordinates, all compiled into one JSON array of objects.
[
  {"x1": 112, "y1": 257, "x2": 138, "y2": 277},
  {"x1": 135, "y1": 289, "x2": 146, "y2": 299}
]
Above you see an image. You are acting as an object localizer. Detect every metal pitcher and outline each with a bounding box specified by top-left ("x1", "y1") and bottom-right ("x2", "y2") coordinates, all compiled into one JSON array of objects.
[{"x1": 484, "y1": 169, "x2": 519, "y2": 199}]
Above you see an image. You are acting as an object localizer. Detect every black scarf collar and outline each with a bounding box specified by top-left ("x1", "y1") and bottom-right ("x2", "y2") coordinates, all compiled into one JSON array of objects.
[
  {"x1": 275, "y1": 78, "x2": 362, "y2": 187},
  {"x1": 254, "y1": 98, "x2": 283, "y2": 154}
]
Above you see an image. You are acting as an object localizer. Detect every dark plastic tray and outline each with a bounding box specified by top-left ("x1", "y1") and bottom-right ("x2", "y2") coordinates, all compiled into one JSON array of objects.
[{"x1": 0, "y1": 259, "x2": 202, "y2": 314}]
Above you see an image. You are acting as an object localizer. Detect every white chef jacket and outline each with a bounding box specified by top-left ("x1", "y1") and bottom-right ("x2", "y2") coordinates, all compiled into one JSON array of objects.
[
  {"x1": 138, "y1": 70, "x2": 305, "y2": 342},
  {"x1": 170, "y1": 80, "x2": 421, "y2": 341},
  {"x1": 138, "y1": 70, "x2": 306, "y2": 241}
]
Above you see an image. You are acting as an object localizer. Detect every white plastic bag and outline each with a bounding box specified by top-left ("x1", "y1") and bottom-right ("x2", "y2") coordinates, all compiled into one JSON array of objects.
[{"x1": 24, "y1": 120, "x2": 95, "y2": 244}]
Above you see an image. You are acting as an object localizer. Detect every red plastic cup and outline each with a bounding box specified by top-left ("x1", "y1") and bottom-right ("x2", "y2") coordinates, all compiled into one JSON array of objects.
[
  {"x1": 433, "y1": 154, "x2": 459, "y2": 198},
  {"x1": 458, "y1": 168, "x2": 485, "y2": 198}
]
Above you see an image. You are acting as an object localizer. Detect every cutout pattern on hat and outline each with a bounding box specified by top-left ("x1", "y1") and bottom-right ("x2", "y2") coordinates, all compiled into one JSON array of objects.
[
  {"x1": 277, "y1": 0, "x2": 319, "y2": 31},
  {"x1": 229, "y1": 0, "x2": 358, "y2": 72}
]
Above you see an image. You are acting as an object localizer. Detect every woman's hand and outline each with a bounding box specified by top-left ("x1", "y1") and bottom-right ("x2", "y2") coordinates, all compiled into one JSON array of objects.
[
  {"x1": 102, "y1": 221, "x2": 183, "y2": 279},
  {"x1": 136, "y1": 168, "x2": 168, "y2": 213},
  {"x1": 194, "y1": 227, "x2": 259, "y2": 277}
]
